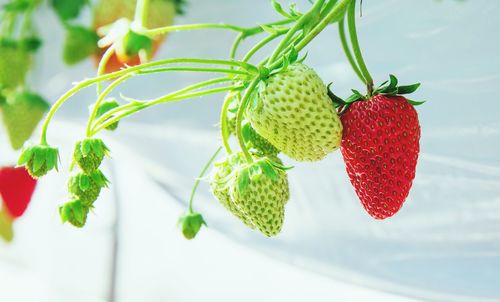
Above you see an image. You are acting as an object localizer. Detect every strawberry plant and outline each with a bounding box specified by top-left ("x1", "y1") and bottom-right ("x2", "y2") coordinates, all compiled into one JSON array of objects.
[{"x1": 12, "y1": 0, "x2": 424, "y2": 238}]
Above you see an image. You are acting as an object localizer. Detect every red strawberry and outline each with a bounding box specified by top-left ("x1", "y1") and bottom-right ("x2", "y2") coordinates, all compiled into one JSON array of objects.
[
  {"x1": 0, "y1": 166, "x2": 37, "y2": 242},
  {"x1": 340, "y1": 95, "x2": 421, "y2": 219},
  {"x1": 0, "y1": 166, "x2": 38, "y2": 219}
]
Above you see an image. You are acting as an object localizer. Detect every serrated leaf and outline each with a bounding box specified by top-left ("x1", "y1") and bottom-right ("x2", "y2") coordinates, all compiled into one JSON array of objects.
[
  {"x1": 397, "y1": 83, "x2": 421, "y2": 95},
  {"x1": 406, "y1": 99, "x2": 426, "y2": 106},
  {"x1": 79, "y1": 175, "x2": 90, "y2": 191}
]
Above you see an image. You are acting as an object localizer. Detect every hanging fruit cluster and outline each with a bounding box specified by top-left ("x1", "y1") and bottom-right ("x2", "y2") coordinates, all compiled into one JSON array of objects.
[{"x1": 8, "y1": 0, "x2": 424, "y2": 241}]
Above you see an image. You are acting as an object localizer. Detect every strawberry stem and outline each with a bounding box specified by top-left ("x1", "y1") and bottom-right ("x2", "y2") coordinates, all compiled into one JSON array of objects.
[
  {"x1": 220, "y1": 93, "x2": 235, "y2": 155},
  {"x1": 346, "y1": 0, "x2": 374, "y2": 96},
  {"x1": 96, "y1": 45, "x2": 116, "y2": 96},
  {"x1": 188, "y1": 147, "x2": 222, "y2": 213},
  {"x1": 338, "y1": 15, "x2": 365, "y2": 83},
  {"x1": 236, "y1": 78, "x2": 261, "y2": 163}
]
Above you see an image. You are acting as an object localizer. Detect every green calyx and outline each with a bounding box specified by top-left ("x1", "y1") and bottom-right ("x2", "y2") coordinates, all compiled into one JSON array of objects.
[
  {"x1": 177, "y1": 212, "x2": 206, "y2": 240},
  {"x1": 59, "y1": 199, "x2": 89, "y2": 228},
  {"x1": 18, "y1": 144, "x2": 60, "y2": 178},
  {"x1": 328, "y1": 74, "x2": 425, "y2": 111},
  {"x1": 72, "y1": 138, "x2": 109, "y2": 173},
  {"x1": 94, "y1": 99, "x2": 120, "y2": 131},
  {"x1": 234, "y1": 156, "x2": 290, "y2": 195},
  {"x1": 68, "y1": 170, "x2": 109, "y2": 207}
]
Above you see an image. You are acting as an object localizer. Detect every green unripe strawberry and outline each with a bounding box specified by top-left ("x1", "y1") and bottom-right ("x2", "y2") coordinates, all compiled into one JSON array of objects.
[
  {"x1": 67, "y1": 170, "x2": 109, "y2": 207},
  {"x1": 73, "y1": 138, "x2": 109, "y2": 173},
  {"x1": 177, "y1": 212, "x2": 206, "y2": 240},
  {"x1": 1, "y1": 91, "x2": 49, "y2": 150},
  {"x1": 230, "y1": 157, "x2": 290, "y2": 237},
  {"x1": 93, "y1": 99, "x2": 120, "y2": 131},
  {"x1": 248, "y1": 63, "x2": 343, "y2": 162},
  {"x1": 59, "y1": 199, "x2": 89, "y2": 228},
  {"x1": 210, "y1": 153, "x2": 255, "y2": 229},
  {"x1": 18, "y1": 144, "x2": 60, "y2": 178},
  {"x1": 242, "y1": 121, "x2": 279, "y2": 157},
  {"x1": 0, "y1": 39, "x2": 31, "y2": 90}
]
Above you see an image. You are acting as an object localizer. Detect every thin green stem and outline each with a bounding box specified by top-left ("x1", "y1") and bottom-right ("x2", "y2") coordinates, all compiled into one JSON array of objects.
[
  {"x1": 86, "y1": 74, "x2": 134, "y2": 137},
  {"x1": 220, "y1": 93, "x2": 235, "y2": 154},
  {"x1": 93, "y1": 85, "x2": 244, "y2": 134},
  {"x1": 188, "y1": 147, "x2": 222, "y2": 213},
  {"x1": 230, "y1": 33, "x2": 245, "y2": 60},
  {"x1": 267, "y1": 0, "x2": 325, "y2": 66},
  {"x1": 91, "y1": 77, "x2": 233, "y2": 133},
  {"x1": 236, "y1": 78, "x2": 260, "y2": 163},
  {"x1": 347, "y1": 0, "x2": 373, "y2": 95},
  {"x1": 134, "y1": 0, "x2": 149, "y2": 28},
  {"x1": 338, "y1": 16, "x2": 365, "y2": 83},
  {"x1": 242, "y1": 31, "x2": 286, "y2": 63},
  {"x1": 96, "y1": 45, "x2": 116, "y2": 95},
  {"x1": 138, "y1": 66, "x2": 250, "y2": 76}
]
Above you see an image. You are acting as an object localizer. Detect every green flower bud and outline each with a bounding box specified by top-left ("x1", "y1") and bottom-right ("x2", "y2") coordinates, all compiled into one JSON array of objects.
[
  {"x1": 177, "y1": 212, "x2": 207, "y2": 240},
  {"x1": 67, "y1": 170, "x2": 109, "y2": 207},
  {"x1": 72, "y1": 138, "x2": 109, "y2": 173},
  {"x1": 17, "y1": 144, "x2": 59, "y2": 178},
  {"x1": 59, "y1": 199, "x2": 89, "y2": 228},
  {"x1": 94, "y1": 99, "x2": 120, "y2": 131}
]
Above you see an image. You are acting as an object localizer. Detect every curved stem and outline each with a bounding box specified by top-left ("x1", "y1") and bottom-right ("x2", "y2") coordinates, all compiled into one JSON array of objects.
[
  {"x1": 242, "y1": 31, "x2": 285, "y2": 63},
  {"x1": 338, "y1": 16, "x2": 365, "y2": 83},
  {"x1": 93, "y1": 85, "x2": 244, "y2": 134},
  {"x1": 230, "y1": 33, "x2": 245, "y2": 61},
  {"x1": 188, "y1": 147, "x2": 222, "y2": 213},
  {"x1": 220, "y1": 93, "x2": 235, "y2": 154},
  {"x1": 86, "y1": 74, "x2": 134, "y2": 137},
  {"x1": 91, "y1": 77, "x2": 233, "y2": 134},
  {"x1": 236, "y1": 78, "x2": 260, "y2": 163},
  {"x1": 134, "y1": 0, "x2": 149, "y2": 28},
  {"x1": 266, "y1": 0, "x2": 325, "y2": 66},
  {"x1": 347, "y1": 0, "x2": 373, "y2": 95},
  {"x1": 96, "y1": 45, "x2": 116, "y2": 95}
]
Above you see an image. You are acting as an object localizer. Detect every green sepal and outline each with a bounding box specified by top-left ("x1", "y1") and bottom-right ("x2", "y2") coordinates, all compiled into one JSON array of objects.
[
  {"x1": 397, "y1": 83, "x2": 421, "y2": 95},
  {"x1": 406, "y1": 99, "x2": 426, "y2": 106},
  {"x1": 236, "y1": 168, "x2": 251, "y2": 194},
  {"x1": 177, "y1": 212, "x2": 207, "y2": 240},
  {"x1": 258, "y1": 159, "x2": 278, "y2": 181},
  {"x1": 59, "y1": 199, "x2": 89, "y2": 228},
  {"x1": 17, "y1": 144, "x2": 60, "y2": 178},
  {"x1": 271, "y1": 0, "x2": 293, "y2": 19},
  {"x1": 123, "y1": 30, "x2": 153, "y2": 58},
  {"x1": 79, "y1": 174, "x2": 90, "y2": 191}
]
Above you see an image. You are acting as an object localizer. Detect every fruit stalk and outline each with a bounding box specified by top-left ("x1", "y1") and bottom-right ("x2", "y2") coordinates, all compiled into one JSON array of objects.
[{"x1": 346, "y1": 0, "x2": 374, "y2": 95}]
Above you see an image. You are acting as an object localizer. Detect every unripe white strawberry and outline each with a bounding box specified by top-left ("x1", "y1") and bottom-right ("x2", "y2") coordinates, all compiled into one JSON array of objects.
[
  {"x1": 248, "y1": 63, "x2": 343, "y2": 161},
  {"x1": 229, "y1": 157, "x2": 289, "y2": 237}
]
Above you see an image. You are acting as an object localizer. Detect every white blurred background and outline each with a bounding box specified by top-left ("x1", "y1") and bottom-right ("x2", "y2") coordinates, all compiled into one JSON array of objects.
[{"x1": 1, "y1": 0, "x2": 500, "y2": 301}]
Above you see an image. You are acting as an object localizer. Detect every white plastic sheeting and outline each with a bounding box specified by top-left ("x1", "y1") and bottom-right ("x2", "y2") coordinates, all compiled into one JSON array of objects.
[{"x1": 1, "y1": 0, "x2": 499, "y2": 301}]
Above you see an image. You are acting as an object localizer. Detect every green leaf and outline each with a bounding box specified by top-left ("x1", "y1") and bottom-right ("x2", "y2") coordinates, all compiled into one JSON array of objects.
[
  {"x1": 397, "y1": 83, "x2": 421, "y2": 95},
  {"x1": 3, "y1": 0, "x2": 30, "y2": 12},
  {"x1": 50, "y1": 0, "x2": 87, "y2": 21},
  {"x1": 406, "y1": 98, "x2": 426, "y2": 106},
  {"x1": 63, "y1": 25, "x2": 99, "y2": 65}
]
